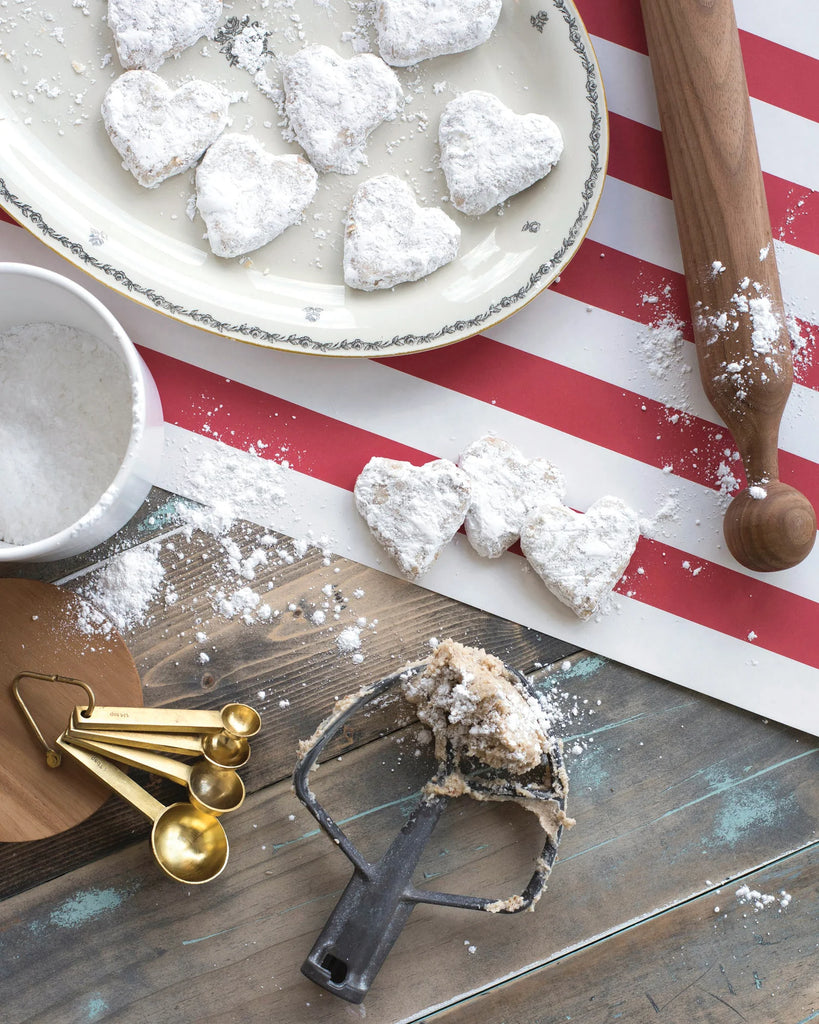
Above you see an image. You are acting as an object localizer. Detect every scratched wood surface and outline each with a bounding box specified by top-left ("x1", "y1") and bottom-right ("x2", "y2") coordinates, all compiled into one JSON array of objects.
[
  {"x1": 1, "y1": 489, "x2": 817, "y2": 1024},
  {"x1": 0, "y1": 488, "x2": 578, "y2": 901}
]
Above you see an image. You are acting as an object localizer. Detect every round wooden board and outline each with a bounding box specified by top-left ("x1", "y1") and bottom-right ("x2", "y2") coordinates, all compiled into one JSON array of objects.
[{"x1": 0, "y1": 579, "x2": 143, "y2": 841}]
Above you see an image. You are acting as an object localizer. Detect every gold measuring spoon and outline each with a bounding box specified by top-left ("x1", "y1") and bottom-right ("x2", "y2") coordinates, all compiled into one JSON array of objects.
[
  {"x1": 65, "y1": 734, "x2": 246, "y2": 816},
  {"x1": 56, "y1": 735, "x2": 229, "y2": 884},
  {"x1": 65, "y1": 724, "x2": 251, "y2": 769},
  {"x1": 71, "y1": 701, "x2": 262, "y2": 739}
]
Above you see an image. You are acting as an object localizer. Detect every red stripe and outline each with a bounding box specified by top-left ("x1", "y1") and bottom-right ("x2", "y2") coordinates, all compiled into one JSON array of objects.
[
  {"x1": 608, "y1": 113, "x2": 671, "y2": 199},
  {"x1": 765, "y1": 176, "x2": 819, "y2": 255},
  {"x1": 553, "y1": 238, "x2": 819, "y2": 393},
  {"x1": 608, "y1": 113, "x2": 819, "y2": 258},
  {"x1": 553, "y1": 237, "x2": 691, "y2": 334},
  {"x1": 577, "y1": 0, "x2": 648, "y2": 54},
  {"x1": 0, "y1": 208, "x2": 17, "y2": 227},
  {"x1": 378, "y1": 334, "x2": 819, "y2": 512},
  {"x1": 140, "y1": 345, "x2": 819, "y2": 671},
  {"x1": 741, "y1": 30, "x2": 819, "y2": 126},
  {"x1": 138, "y1": 347, "x2": 429, "y2": 490},
  {"x1": 578, "y1": 0, "x2": 819, "y2": 123},
  {"x1": 617, "y1": 536, "x2": 819, "y2": 669}
]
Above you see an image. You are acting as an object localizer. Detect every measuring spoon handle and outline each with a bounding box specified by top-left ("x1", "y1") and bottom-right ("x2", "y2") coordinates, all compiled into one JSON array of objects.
[
  {"x1": 73, "y1": 706, "x2": 225, "y2": 734},
  {"x1": 64, "y1": 734, "x2": 190, "y2": 787},
  {"x1": 56, "y1": 735, "x2": 166, "y2": 822},
  {"x1": 66, "y1": 726, "x2": 203, "y2": 757}
]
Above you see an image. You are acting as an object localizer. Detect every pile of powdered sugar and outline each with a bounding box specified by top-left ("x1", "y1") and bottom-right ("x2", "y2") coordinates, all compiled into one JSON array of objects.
[
  {"x1": 635, "y1": 303, "x2": 694, "y2": 416},
  {"x1": 735, "y1": 884, "x2": 791, "y2": 912},
  {"x1": 0, "y1": 322, "x2": 133, "y2": 546},
  {"x1": 74, "y1": 438, "x2": 381, "y2": 673},
  {"x1": 78, "y1": 440, "x2": 292, "y2": 632}
]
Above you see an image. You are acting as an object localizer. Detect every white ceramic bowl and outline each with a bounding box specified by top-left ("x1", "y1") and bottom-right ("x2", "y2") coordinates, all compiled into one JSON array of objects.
[{"x1": 0, "y1": 262, "x2": 164, "y2": 562}]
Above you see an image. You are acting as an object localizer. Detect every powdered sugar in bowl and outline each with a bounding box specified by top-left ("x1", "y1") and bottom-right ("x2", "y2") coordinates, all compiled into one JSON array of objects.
[{"x1": 0, "y1": 263, "x2": 163, "y2": 562}]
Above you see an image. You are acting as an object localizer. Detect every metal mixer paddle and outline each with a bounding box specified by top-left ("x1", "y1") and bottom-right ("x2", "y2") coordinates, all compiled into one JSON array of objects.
[{"x1": 294, "y1": 661, "x2": 569, "y2": 1004}]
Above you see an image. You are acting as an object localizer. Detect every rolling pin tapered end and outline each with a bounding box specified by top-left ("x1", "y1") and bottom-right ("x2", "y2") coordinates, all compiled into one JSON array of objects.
[{"x1": 724, "y1": 481, "x2": 816, "y2": 572}]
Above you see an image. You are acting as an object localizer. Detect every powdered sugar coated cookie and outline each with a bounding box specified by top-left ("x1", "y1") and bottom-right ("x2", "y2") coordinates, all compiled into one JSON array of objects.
[
  {"x1": 439, "y1": 90, "x2": 563, "y2": 216},
  {"x1": 108, "y1": 0, "x2": 221, "y2": 72},
  {"x1": 282, "y1": 45, "x2": 403, "y2": 174},
  {"x1": 344, "y1": 175, "x2": 460, "y2": 291},
  {"x1": 375, "y1": 0, "x2": 502, "y2": 68},
  {"x1": 459, "y1": 436, "x2": 565, "y2": 558},
  {"x1": 195, "y1": 133, "x2": 318, "y2": 258},
  {"x1": 520, "y1": 496, "x2": 640, "y2": 620},
  {"x1": 102, "y1": 71, "x2": 230, "y2": 188},
  {"x1": 354, "y1": 457, "x2": 472, "y2": 578}
]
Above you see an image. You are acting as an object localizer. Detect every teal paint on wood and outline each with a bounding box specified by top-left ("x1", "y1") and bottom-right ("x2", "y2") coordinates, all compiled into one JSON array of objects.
[
  {"x1": 710, "y1": 778, "x2": 790, "y2": 847},
  {"x1": 85, "y1": 995, "x2": 109, "y2": 1022},
  {"x1": 42, "y1": 885, "x2": 137, "y2": 931},
  {"x1": 137, "y1": 497, "x2": 187, "y2": 534}
]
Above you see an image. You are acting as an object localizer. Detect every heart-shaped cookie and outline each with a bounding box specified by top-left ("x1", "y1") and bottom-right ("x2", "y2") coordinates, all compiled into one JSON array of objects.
[
  {"x1": 102, "y1": 72, "x2": 230, "y2": 188},
  {"x1": 439, "y1": 91, "x2": 563, "y2": 216},
  {"x1": 282, "y1": 45, "x2": 403, "y2": 174},
  {"x1": 354, "y1": 457, "x2": 472, "y2": 578},
  {"x1": 195, "y1": 133, "x2": 318, "y2": 258},
  {"x1": 459, "y1": 436, "x2": 566, "y2": 558},
  {"x1": 520, "y1": 496, "x2": 640, "y2": 619},
  {"x1": 375, "y1": 0, "x2": 502, "y2": 67},
  {"x1": 344, "y1": 176, "x2": 460, "y2": 291},
  {"x1": 108, "y1": 0, "x2": 222, "y2": 72}
]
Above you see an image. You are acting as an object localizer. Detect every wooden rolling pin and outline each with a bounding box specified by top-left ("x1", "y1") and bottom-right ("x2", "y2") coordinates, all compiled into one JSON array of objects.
[{"x1": 640, "y1": 0, "x2": 816, "y2": 571}]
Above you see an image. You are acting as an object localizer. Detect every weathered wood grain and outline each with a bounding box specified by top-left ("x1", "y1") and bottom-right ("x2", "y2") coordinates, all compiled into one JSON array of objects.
[
  {"x1": 0, "y1": 496, "x2": 577, "y2": 899},
  {"x1": 1, "y1": 656, "x2": 815, "y2": 1024},
  {"x1": 424, "y1": 844, "x2": 819, "y2": 1024}
]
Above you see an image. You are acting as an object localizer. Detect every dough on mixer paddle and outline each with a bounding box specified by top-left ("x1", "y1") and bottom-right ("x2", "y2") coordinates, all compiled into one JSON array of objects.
[
  {"x1": 102, "y1": 71, "x2": 230, "y2": 188},
  {"x1": 353, "y1": 457, "x2": 471, "y2": 578},
  {"x1": 195, "y1": 133, "x2": 318, "y2": 258},
  {"x1": 344, "y1": 175, "x2": 460, "y2": 291},
  {"x1": 282, "y1": 45, "x2": 403, "y2": 174},
  {"x1": 439, "y1": 91, "x2": 563, "y2": 216},
  {"x1": 403, "y1": 638, "x2": 551, "y2": 774},
  {"x1": 375, "y1": 0, "x2": 502, "y2": 67},
  {"x1": 520, "y1": 496, "x2": 640, "y2": 619},
  {"x1": 108, "y1": 0, "x2": 221, "y2": 72},
  {"x1": 459, "y1": 435, "x2": 565, "y2": 558}
]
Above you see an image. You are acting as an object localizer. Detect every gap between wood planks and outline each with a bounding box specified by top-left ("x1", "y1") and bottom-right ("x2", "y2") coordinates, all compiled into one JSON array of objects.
[{"x1": 407, "y1": 840, "x2": 819, "y2": 1024}]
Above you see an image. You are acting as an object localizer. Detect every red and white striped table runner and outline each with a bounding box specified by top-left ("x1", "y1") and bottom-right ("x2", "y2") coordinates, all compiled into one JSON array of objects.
[{"x1": 3, "y1": 0, "x2": 817, "y2": 732}]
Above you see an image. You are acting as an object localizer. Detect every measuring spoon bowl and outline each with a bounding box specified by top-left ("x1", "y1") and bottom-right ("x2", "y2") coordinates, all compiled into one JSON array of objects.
[
  {"x1": 220, "y1": 702, "x2": 261, "y2": 739},
  {"x1": 187, "y1": 760, "x2": 246, "y2": 815},
  {"x1": 200, "y1": 730, "x2": 251, "y2": 769},
  {"x1": 56, "y1": 735, "x2": 229, "y2": 884},
  {"x1": 151, "y1": 802, "x2": 231, "y2": 884}
]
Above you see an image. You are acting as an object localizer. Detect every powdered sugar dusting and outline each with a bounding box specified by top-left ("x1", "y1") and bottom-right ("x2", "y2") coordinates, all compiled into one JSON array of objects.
[
  {"x1": 735, "y1": 884, "x2": 791, "y2": 913},
  {"x1": 79, "y1": 540, "x2": 166, "y2": 632}
]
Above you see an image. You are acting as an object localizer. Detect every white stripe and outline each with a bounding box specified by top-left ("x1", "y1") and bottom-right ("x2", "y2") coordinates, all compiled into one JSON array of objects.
[
  {"x1": 486, "y1": 286, "x2": 819, "y2": 465},
  {"x1": 735, "y1": 0, "x2": 819, "y2": 59},
  {"x1": 589, "y1": 177, "x2": 819, "y2": 330},
  {"x1": 591, "y1": 37, "x2": 660, "y2": 130},
  {"x1": 751, "y1": 99, "x2": 819, "y2": 192},
  {"x1": 587, "y1": 176, "x2": 683, "y2": 273},
  {"x1": 593, "y1": 34, "x2": 819, "y2": 193},
  {"x1": 157, "y1": 426, "x2": 819, "y2": 737}
]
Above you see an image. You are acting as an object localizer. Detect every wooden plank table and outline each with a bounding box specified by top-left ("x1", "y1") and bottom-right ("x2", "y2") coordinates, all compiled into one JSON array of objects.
[{"x1": 1, "y1": 487, "x2": 817, "y2": 1024}]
